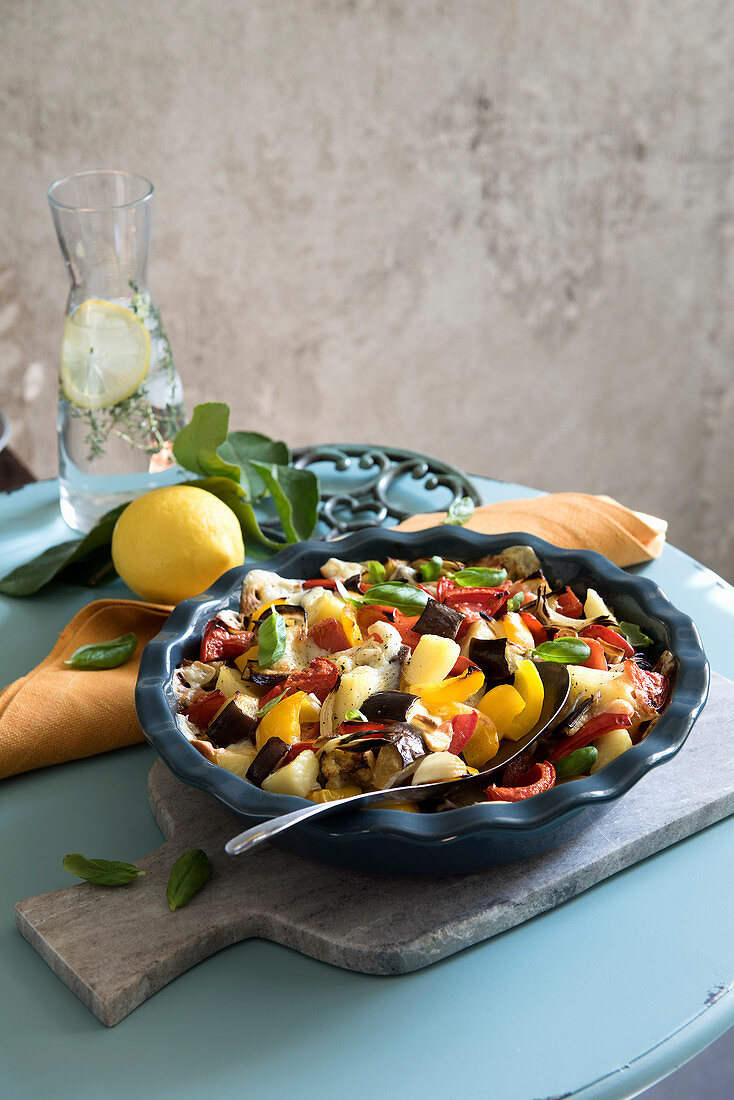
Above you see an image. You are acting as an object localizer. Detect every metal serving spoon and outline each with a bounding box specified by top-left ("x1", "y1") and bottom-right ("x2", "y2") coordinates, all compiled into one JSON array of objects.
[{"x1": 225, "y1": 662, "x2": 570, "y2": 856}]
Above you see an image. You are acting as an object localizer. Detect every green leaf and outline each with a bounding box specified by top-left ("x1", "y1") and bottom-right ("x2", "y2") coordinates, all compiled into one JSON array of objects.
[
  {"x1": 166, "y1": 848, "x2": 212, "y2": 912},
  {"x1": 419, "y1": 556, "x2": 443, "y2": 582},
  {"x1": 531, "y1": 638, "x2": 592, "y2": 665},
  {"x1": 257, "y1": 688, "x2": 289, "y2": 718},
  {"x1": 343, "y1": 709, "x2": 368, "y2": 722},
  {"x1": 366, "y1": 560, "x2": 386, "y2": 583},
  {"x1": 359, "y1": 581, "x2": 430, "y2": 615},
  {"x1": 444, "y1": 497, "x2": 475, "y2": 526},
  {"x1": 64, "y1": 632, "x2": 138, "y2": 670},
  {"x1": 173, "y1": 403, "x2": 240, "y2": 482},
  {"x1": 0, "y1": 539, "x2": 82, "y2": 596},
  {"x1": 248, "y1": 461, "x2": 319, "y2": 543},
  {"x1": 618, "y1": 621, "x2": 653, "y2": 648},
  {"x1": 506, "y1": 593, "x2": 524, "y2": 613},
  {"x1": 63, "y1": 853, "x2": 145, "y2": 886},
  {"x1": 0, "y1": 502, "x2": 127, "y2": 596},
  {"x1": 219, "y1": 432, "x2": 289, "y2": 499},
  {"x1": 184, "y1": 478, "x2": 283, "y2": 555},
  {"x1": 257, "y1": 607, "x2": 287, "y2": 667},
  {"x1": 452, "y1": 567, "x2": 508, "y2": 588},
  {"x1": 555, "y1": 746, "x2": 598, "y2": 780}
]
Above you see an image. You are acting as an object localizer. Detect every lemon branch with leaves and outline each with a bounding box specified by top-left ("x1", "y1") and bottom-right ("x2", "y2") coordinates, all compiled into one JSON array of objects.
[{"x1": 0, "y1": 403, "x2": 320, "y2": 596}]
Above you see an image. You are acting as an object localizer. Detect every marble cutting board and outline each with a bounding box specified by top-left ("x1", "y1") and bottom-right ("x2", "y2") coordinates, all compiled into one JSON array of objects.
[{"x1": 15, "y1": 672, "x2": 733, "y2": 1028}]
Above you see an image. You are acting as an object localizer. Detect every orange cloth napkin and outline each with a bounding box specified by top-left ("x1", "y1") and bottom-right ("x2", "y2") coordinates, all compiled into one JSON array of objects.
[
  {"x1": 0, "y1": 598, "x2": 171, "y2": 780},
  {"x1": 395, "y1": 493, "x2": 666, "y2": 568}
]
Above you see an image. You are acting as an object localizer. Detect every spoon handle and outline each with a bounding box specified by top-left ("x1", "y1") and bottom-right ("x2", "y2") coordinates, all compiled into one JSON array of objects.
[{"x1": 225, "y1": 791, "x2": 380, "y2": 854}]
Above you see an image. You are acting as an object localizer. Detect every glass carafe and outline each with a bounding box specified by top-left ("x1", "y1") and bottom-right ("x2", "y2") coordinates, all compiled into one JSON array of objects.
[{"x1": 48, "y1": 170, "x2": 185, "y2": 533}]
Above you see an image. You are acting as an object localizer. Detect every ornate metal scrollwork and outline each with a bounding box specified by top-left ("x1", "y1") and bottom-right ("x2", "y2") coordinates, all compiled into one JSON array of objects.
[{"x1": 292, "y1": 444, "x2": 481, "y2": 539}]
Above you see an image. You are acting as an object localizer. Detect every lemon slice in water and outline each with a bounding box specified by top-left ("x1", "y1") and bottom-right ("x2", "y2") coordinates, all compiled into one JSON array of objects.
[{"x1": 61, "y1": 299, "x2": 151, "y2": 409}]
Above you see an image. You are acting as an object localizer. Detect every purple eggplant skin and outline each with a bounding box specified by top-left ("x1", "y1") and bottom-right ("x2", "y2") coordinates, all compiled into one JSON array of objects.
[
  {"x1": 246, "y1": 737, "x2": 290, "y2": 786},
  {"x1": 207, "y1": 700, "x2": 258, "y2": 748},
  {"x1": 360, "y1": 691, "x2": 419, "y2": 723},
  {"x1": 339, "y1": 723, "x2": 425, "y2": 768},
  {"x1": 413, "y1": 599, "x2": 464, "y2": 640},
  {"x1": 467, "y1": 638, "x2": 514, "y2": 688},
  {"x1": 246, "y1": 670, "x2": 289, "y2": 688}
]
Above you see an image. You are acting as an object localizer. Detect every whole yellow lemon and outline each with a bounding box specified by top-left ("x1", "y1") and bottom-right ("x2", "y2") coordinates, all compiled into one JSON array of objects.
[{"x1": 111, "y1": 485, "x2": 245, "y2": 605}]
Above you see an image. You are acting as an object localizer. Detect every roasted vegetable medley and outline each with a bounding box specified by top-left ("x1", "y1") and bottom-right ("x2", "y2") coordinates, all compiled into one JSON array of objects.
[{"x1": 173, "y1": 547, "x2": 674, "y2": 809}]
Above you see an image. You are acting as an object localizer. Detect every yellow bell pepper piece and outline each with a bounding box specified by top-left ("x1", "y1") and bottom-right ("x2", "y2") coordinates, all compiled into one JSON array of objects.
[
  {"x1": 255, "y1": 689, "x2": 305, "y2": 750},
  {"x1": 501, "y1": 612, "x2": 536, "y2": 651},
  {"x1": 340, "y1": 603, "x2": 362, "y2": 646},
  {"x1": 478, "y1": 684, "x2": 524, "y2": 732},
  {"x1": 462, "y1": 712, "x2": 500, "y2": 768},
  {"x1": 299, "y1": 693, "x2": 321, "y2": 723},
  {"x1": 478, "y1": 660, "x2": 544, "y2": 742},
  {"x1": 411, "y1": 669, "x2": 485, "y2": 707},
  {"x1": 307, "y1": 784, "x2": 362, "y2": 803},
  {"x1": 234, "y1": 646, "x2": 259, "y2": 672},
  {"x1": 251, "y1": 598, "x2": 287, "y2": 622}
]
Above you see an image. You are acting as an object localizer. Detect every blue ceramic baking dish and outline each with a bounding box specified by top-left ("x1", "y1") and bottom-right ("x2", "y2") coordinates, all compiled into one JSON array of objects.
[{"x1": 135, "y1": 528, "x2": 709, "y2": 875}]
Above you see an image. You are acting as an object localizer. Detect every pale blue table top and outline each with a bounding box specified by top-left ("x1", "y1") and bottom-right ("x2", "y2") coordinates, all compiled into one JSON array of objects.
[{"x1": 2, "y1": 478, "x2": 734, "y2": 1100}]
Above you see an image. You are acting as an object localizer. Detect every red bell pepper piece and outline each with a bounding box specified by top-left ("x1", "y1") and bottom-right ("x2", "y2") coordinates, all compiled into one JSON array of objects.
[
  {"x1": 582, "y1": 624, "x2": 635, "y2": 658},
  {"x1": 624, "y1": 660, "x2": 669, "y2": 709},
  {"x1": 448, "y1": 711, "x2": 478, "y2": 754},
  {"x1": 550, "y1": 712, "x2": 632, "y2": 763},
  {"x1": 392, "y1": 610, "x2": 422, "y2": 650},
  {"x1": 436, "y1": 576, "x2": 457, "y2": 602},
  {"x1": 556, "y1": 587, "x2": 584, "y2": 618},
  {"x1": 302, "y1": 578, "x2": 339, "y2": 589},
  {"x1": 199, "y1": 622, "x2": 256, "y2": 662},
  {"x1": 282, "y1": 739, "x2": 318, "y2": 764},
  {"x1": 308, "y1": 617, "x2": 351, "y2": 652},
  {"x1": 520, "y1": 612, "x2": 548, "y2": 647},
  {"x1": 283, "y1": 658, "x2": 340, "y2": 703},
  {"x1": 257, "y1": 683, "x2": 290, "y2": 709},
  {"x1": 355, "y1": 605, "x2": 396, "y2": 633},
  {"x1": 337, "y1": 722, "x2": 389, "y2": 736},
  {"x1": 485, "y1": 760, "x2": 556, "y2": 802},
  {"x1": 447, "y1": 654, "x2": 481, "y2": 678},
  {"x1": 185, "y1": 690, "x2": 227, "y2": 731},
  {"x1": 581, "y1": 636, "x2": 608, "y2": 671},
  {"x1": 444, "y1": 584, "x2": 511, "y2": 608}
]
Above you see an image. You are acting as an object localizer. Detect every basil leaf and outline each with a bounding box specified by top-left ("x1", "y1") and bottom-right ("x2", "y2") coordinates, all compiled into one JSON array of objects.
[
  {"x1": 444, "y1": 497, "x2": 475, "y2": 526},
  {"x1": 359, "y1": 582, "x2": 430, "y2": 615},
  {"x1": 420, "y1": 556, "x2": 443, "y2": 582},
  {"x1": 531, "y1": 638, "x2": 591, "y2": 664},
  {"x1": 366, "y1": 560, "x2": 386, "y2": 584},
  {"x1": 248, "y1": 461, "x2": 319, "y2": 543},
  {"x1": 506, "y1": 593, "x2": 524, "y2": 613},
  {"x1": 257, "y1": 688, "x2": 289, "y2": 718},
  {"x1": 166, "y1": 848, "x2": 212, "y2": 912},
  {"x1": 452, "y1": 567, "x2": 508, "y2": 588},
  {"x1": 344, "y1": 709, "x2": 367, "y2": 722},
  {"x1": 173, "y1": 402, "x2": 240, "y2": 482},
  {"x1": 618, "y1": 621, "x2": 653, "y2": 648},
  {"x1": 64, "y1": 632, "x2": 138, "y2": 670},
  {"x1": 257, "y1": 607, "x2": 287, "y2": 667},
  {"x1": 219, "y1": 431, "x2": 289, "y2": 500},
  {"x1": 63, "y1": 853, "x2": 145, "y2": 886},
  {"x1": 555, "y1": 746, "x2": 598, "y2": 780}
]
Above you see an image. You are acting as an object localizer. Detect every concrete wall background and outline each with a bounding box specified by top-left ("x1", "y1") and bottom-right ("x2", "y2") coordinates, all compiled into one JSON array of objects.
[{"x1": 1, "y1": 0, "x2": 733, "y2": 579}]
